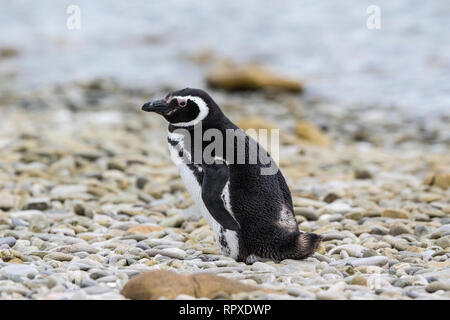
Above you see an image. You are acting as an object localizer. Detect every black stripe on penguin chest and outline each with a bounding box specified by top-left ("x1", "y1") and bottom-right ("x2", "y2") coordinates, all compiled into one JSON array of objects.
[{"x1": 168, "y1": 138, "x2": 203, "y2": 185}]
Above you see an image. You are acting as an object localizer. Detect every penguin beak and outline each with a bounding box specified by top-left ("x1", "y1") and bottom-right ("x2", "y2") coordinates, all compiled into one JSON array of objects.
[{"x1": 141, "y1": 99, "x2": 170, "y2": 114}]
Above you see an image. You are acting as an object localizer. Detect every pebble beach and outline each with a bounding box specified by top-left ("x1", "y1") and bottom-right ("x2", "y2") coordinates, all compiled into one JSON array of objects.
[{"x1": 0, "y1": 79, "x2": 449, "y2": 300}]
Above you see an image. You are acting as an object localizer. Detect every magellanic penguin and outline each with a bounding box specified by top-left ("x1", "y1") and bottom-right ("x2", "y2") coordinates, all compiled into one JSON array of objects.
[{"x1": 141, "y1": 88, "x2": 322, "y2": 263}]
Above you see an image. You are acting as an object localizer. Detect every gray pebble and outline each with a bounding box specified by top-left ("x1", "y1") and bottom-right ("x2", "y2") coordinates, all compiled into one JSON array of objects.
[
  {"x1": 89, "y1": 269, "x2": 112, "y2": 280},
  {"x1": 150, "y1": 248, "x2": 187, "y2": 259},
  {"x1": 393, "y1": 279, "x2": 410, "y2": 288},
  {"x1": 403, "y1": 288, "x2": 421, "y2": 299},
  {"x1": 414, "y1": 225, "x2": 430, "y2": 237},
  {"x1": 11, "y1": 218, "x2": 29, "y2": 228},
  {"x1": 45, "y1": 252, "x2": 73, "y2": 262},
  {"x1": 329, "y1": 244, "x2": 367, "y2": 257},
  {"x1": 320, "y1": 267, "x2": 343, "y2": 277},
  {"x1": 121, "y1": 269, "x2": 140, "y2": 278},
  {"x1": 80, "y1": 278, "x2": 97, "y2": 288},
  {"x1": 349, "y1": 256, "x2": 389, "y2": 267},
  {"x1": 250, "y1": 262, "x2": 277, "y2": 273},
  {"x1": 25, "y1": 198, "x2": 50, "y2": 211},
  {"x1": 312, "y1": 253, "x2": 332, "y2": 263},
  {"x1": 61, "y1": 243, "x2": 98, "y2": 254},
  {"x1": 404, "y1": 266, "x2": 423, "y2": 275},
  {"x1": 429, "y1": 224, "x2": 450, "y2": 239},
  {"x1": 0, "y1": 237, "x2": 16, "y2": 247},
  {"x1": 74, "y1": 263, "x2": 91, "y2": 271},
  {"x1": 136, "y1": 241, "x2": 150, "y2": 251},
  {"x1": 84, "y1": 285, "x2": 111, "y2": 295},
  {"x1": 160, "y1": 215, "x2": 185, "y2": 228},
  {"x1": 73, "y1": 252, "x2": 90, "y2": 259},
  {"x1": 134, "y1": 215, "x2": 152, "y2": 224},
  {"x1": 1, "y1": 264, "x2": 38, "y2": 279},
  {"x1": 97, "y1": 275, "x2": 117, "y2": 283},
  {"x1": 108, "y1": 255, "x2": 124, "y2": 265},
  {"x1": 321, "y1": 231, "x2": 345, "y2": 241}
]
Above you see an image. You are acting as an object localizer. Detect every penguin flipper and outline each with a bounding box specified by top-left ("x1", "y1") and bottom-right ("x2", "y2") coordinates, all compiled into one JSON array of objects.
[{"x1": 201, "y1": 161, "x2": 240, "y2": 231}]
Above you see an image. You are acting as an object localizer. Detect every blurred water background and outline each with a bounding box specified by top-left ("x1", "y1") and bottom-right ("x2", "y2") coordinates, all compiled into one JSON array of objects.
[{"x1": 1, "y1": 0, "x2": 449, "y2": 118}]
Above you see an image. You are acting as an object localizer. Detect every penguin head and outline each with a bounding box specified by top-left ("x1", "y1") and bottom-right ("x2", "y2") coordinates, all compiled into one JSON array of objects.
[{"x1": 142, "y1": 88, "x2": 220, "y2": 127}]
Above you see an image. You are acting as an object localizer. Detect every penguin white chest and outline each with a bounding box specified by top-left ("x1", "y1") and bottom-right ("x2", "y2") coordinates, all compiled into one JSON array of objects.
[{"x1": 166, "y1": 132, "x2": 239, "y2": 259}]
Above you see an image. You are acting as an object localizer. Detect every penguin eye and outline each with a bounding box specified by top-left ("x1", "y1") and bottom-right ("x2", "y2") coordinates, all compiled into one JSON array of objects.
[{"x1": 178, "y1": 99, "x2": 187, "y2": 107}]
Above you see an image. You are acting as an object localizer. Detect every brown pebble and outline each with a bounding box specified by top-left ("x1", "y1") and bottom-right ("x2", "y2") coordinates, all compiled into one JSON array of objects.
[
  {"x1": 351, "y1": 275, "x2": 367, "y2": 286},
  {"x1": 295, "y1": 121, "x2": 331, "y2": 147},
  {"x1": 426, "y1": 281, "x2": 450, "y2": 293},
  {"x1": 126, "y1": 225, "x2": 163, "y2": 234},
  {"x1": 354, "y1": 169, "x2": 372, "y2": 179},
  {"x1": 323, "y1": 193, "x2": 340, "y2": 203},
  {"x1": 381, "y1": 209, "x2": 410, "y2": 219},
  {"x1": 8, "y1": 258, "x2": 23, "y2": 264}
]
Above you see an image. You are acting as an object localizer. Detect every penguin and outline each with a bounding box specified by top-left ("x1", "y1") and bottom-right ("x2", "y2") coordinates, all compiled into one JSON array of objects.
[{"x1": 141, "y1": 88, "x2": 322, "y2": 263}]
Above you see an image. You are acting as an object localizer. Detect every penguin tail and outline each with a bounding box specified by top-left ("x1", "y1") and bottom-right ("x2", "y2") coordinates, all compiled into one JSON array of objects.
[{"x1": 292, "y1": 232, "x2": 322, "y2": 259}]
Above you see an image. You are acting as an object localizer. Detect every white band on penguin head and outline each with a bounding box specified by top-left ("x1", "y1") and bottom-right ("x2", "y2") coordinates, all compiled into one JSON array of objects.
[{"x1": 170, "y1": 95, "x2": 209, "y2": 127}]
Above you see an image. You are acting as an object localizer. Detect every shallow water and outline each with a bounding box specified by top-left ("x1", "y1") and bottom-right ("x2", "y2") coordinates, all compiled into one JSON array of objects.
[{"x1": 1, "y1": 0, "x2": 449, "y2": 118}]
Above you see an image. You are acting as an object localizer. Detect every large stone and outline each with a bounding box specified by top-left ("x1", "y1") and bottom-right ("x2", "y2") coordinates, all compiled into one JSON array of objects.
[
  {"x1": 295, "y1": 121, "x2": 331, "y2": 147},
  {"x1": 206, "y1": 62, "x2": 303, "y2": 93},
  {"x1": 120, "y1": 270, "x2": 280, "y2": 300}
]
